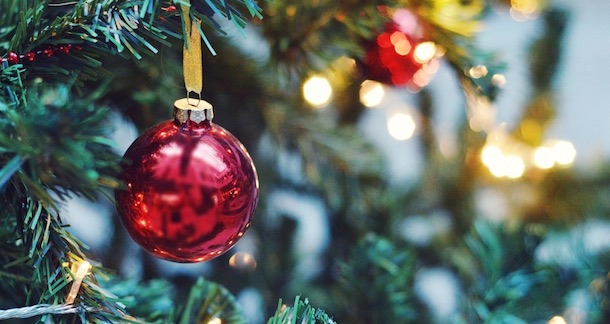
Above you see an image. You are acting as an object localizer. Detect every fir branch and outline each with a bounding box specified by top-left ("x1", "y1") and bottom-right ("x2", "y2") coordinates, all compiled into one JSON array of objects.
[
  {"x1": 0, "y1": 0, "x2": 263, "y2": 96},
  {"x1": 452, "y1": 221, "x2": 553, "y2": 322},
  {"x1": 174, "y1": 277, "x2": 247, "y2": 323},
  {"x1": 267, "y1": 295, "x2": 335, "y2": 324},
  {"x1": 338, "y1": 234, "x2": 419, "y2": 323}
]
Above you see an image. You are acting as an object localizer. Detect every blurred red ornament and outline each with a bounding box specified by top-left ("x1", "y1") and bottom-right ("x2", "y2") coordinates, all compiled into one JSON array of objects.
[
  {"x1": 361, "y1": 22, "x2": 424, "y2": 86},
  {"x1": 115, "y1": 100, "x2": 259, "y2": 263}
]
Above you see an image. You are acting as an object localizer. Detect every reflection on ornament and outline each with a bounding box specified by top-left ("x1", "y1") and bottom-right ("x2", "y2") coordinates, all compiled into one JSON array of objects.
[
  {"x1": 359, "y1": 80, "x2": 385, "y2": 107},
  {"x1": 115, "y1": 100, "x2": 259, "y2": 263},
  {"x1": 387, "y1": 112, "x2": 416, "y2": 141},
  {"x1": 303, "y1": 76, "x2": 332, "y2": 108}
]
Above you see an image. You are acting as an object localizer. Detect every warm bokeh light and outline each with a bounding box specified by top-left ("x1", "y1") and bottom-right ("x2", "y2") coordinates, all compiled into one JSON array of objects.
[
  {"x1": 468, "y1": 65, "x2": 488, "y2": 79},
  {"x1": 532, "y1": 146, "x2": 555, "y2": 169},
  {"x1": 548, "y1": 316, "x2": 566, "y2": 324},
  {"x1": 303, "y1": 75, "x2": 332, "y2": 108},
  {"x1": 412, "y1": 69, "x2": 433, "y2": 88},
  {"x1": 505, "y1": 155, "x2": 525, "y2": 179},
  {"x1": 413, "y1": 42, "x2": 437, "y2": 63},
  {"x1": 422, "y1": 58, "x2": 440, "y2": 74},
  {"x1": 481, "y1": 145, "x2": 504, "y2": 168},
  {"x1": 491, "y1": 74, "x2": 507, "y2": 87},
  {"x1": 510, "y1": 0, "x2": 541, "y2": 21},
  {"x1": 482, "y1": 144, "x2": 525, "y2": 179},
  {"x1": 390, "y1": 31, "x2": 411, "y2": 55},
  {"x1": 387, "y1": 112, "x2": 416, "y2": 141},
  {"x1": 550, "y1": 140, "x2": 576, "y2": 165},
  {"x1": 207, "y1": 318, "x2": 222, "y2": 324},
  {"x1": 511, "y1": 0, "x2": 539, "y2": 14},
  {"x1": 360, "y1": 80, "x2": 385, "y2": 107}
]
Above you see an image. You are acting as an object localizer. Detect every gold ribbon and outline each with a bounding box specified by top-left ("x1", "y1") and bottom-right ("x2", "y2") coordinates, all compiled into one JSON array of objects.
[{"x1": 181, "y1": 3, "x2": 203, "y2": 97}]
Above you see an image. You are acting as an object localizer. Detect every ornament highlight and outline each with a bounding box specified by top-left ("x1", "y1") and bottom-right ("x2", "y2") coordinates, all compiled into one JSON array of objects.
[{"x1": 115, "y1": 99, "x2": 259, "y2": 263}]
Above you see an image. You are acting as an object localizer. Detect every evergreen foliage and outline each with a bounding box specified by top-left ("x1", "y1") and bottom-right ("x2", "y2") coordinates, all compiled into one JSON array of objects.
[{"x1": 1, "y1": 0, "x2": 609, "y2": 323}]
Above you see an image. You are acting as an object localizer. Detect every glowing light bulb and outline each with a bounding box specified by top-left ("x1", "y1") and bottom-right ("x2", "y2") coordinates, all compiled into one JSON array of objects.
[
  {"x1": 387, "y1": 112, "x2": 416, "y2": 141},
  {"x1": 551, "y1": 140, "x2": 576, "y2": 165},
  {"x1": 533, "y1": 146, "x2": 554, "y2": 169},
  {"x1": 413, "y1": 42, "x2": 437, "y2": 63},
  {"x1": 360, "y1": 80, "x2": 385, "y2": 107},
  {"x1": 207, "y1": 318, "x2": 222, "y2": 324},
  {"x1": 303, "y1": 76, "x2": 332, "y2": 108}
]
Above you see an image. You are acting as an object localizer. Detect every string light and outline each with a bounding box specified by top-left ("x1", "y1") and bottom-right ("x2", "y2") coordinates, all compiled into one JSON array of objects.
[
  {"x1": 66, "y1": 261, "x2": 91, "y2": 304},
  {"x1": 303, "y1": 76, "x2": 332, "y2": 108},
  {"x1": 207, "y1": 318, "x2": 222, "y2": 324},
  {"x1": 387, "y1": 112, "x2": 416, "y2": 141},
  {"x1": 359, "y1": 80, "x2": 385, "y2": 107}
]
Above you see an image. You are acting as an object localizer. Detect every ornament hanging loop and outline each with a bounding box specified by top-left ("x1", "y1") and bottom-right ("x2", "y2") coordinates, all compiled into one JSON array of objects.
[
  {"x1": 185, "y1": 90, "x2": 202, "y2": 107},
  {"x1": 181, "y1": 2, "x2": 203, "y2": 98}
]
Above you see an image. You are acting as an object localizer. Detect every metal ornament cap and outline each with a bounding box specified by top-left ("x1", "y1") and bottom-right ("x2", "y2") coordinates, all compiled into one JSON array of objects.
[{"x1": 115, "y1": 99, "x2": 259, "y2": 263}]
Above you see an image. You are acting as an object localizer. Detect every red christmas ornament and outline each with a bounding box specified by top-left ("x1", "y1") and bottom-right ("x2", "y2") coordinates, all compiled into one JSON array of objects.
[
  {"x1": 361, "y1": 22, "x2": 424, "y2": 86},
  {"x1": 115, "y1": 99, "x2": 259, "y2": 263}
]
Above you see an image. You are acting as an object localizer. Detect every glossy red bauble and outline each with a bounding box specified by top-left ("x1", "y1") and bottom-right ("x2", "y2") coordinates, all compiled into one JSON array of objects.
[{"x1": 115, "y1": 103, "x2": 258, "y2": 263}]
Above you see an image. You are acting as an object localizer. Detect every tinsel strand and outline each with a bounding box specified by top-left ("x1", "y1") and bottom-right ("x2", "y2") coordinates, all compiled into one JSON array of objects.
[{"x1": 0, "y1": 304, "x2": 95, "y2": 320}]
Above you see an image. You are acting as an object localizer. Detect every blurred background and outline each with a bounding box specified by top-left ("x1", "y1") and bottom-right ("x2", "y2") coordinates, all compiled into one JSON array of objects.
[{"x1": 46, "y1": 0, "x2": 610, "y2": 322}]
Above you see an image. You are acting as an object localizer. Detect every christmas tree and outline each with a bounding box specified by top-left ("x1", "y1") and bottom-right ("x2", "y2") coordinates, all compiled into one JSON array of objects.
[{"x1": 1, "y1": 0, "x2": 609, "y2": 323}]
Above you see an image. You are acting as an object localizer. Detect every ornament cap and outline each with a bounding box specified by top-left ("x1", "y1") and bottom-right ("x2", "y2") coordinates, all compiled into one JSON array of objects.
[{"x1": 174, "y1": 98, "x2": 214, "y2": 124}]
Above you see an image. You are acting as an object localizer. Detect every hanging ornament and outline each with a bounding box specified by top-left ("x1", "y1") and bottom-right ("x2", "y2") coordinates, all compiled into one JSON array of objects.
[
  {"x1": 114, "y1": 3, "x2": 259, "y2": 263},
  {"x1": 360, "y1": 9, "x2": 438, "y2": 89}
]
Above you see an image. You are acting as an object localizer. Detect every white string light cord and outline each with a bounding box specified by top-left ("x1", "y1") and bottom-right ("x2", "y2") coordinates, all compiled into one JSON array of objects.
[{"x1": 0, "y1": 304, "x2": 95, "y2": 320}]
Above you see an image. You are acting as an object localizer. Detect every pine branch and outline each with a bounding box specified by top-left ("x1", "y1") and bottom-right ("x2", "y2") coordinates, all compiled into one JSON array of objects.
[
  {"x1": 451, "y1": 221, "x2": 559, "y2": 322},
  {"x1": 174, "y1": 277, "x2": 247, "y2": 323},
  {"x1": 0, "y1": 0, "x2": 263, "y2": 94},
  {"x1": 338, "y1": 234, "x2": 419, "y2": 323},
  {"x1": 267, "y1": 295, "x2": 335, "y2": 324}
]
